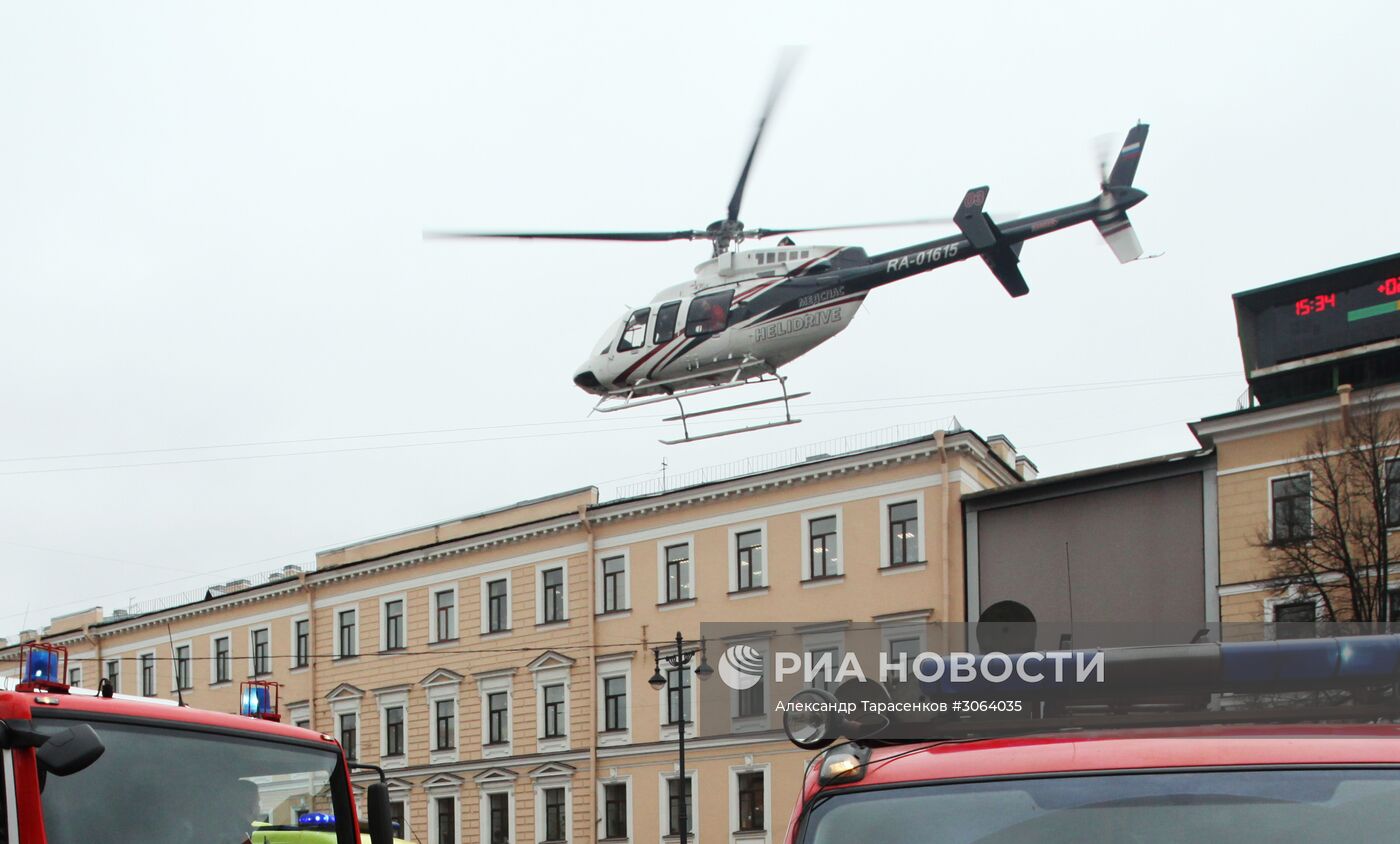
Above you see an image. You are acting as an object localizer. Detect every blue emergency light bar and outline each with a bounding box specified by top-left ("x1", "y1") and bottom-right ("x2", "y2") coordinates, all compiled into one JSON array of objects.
[
  {"x1": 240, "y1": 685, "x2": 272, "y2": 717},
  {"x1": 24, "y1": 648, "x2": 60, "y2": 684},
  {"x1": 915, "y1": 634, "x2": 1400, "y2": 699},
  {"x1": 297, "y1": 812, "x2": 335, "y2": 829}
]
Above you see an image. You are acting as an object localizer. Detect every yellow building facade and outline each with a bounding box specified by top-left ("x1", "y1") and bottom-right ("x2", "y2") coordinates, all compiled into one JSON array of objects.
[{"x1": 3, "y1": 428, "x2": 1026, "y2": 844}]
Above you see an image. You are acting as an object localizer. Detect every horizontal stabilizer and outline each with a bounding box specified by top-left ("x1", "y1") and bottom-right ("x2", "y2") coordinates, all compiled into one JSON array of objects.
[
  {"x1": 1095, "y1": 212, "x2": 1143, "y2": 263},
  {"x1": 982, "y1": 246, "x2": 1029, "y2": 297}
]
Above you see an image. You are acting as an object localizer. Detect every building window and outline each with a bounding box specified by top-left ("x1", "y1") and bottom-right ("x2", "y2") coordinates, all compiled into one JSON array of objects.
[
  {"x1": 339, "y1": 712, "x2": 357, "y2": 761},
  {"x1": 543, "y1": 787, "x2": 566, "y2": 842},
  {"x1": 735, "y1": 529, "x2": 764, "y2": 591},
  {"x1": 68, "y1": 666, "x2": 82, "y2": 687},
  {"x1": 736, "y1": 771, "x2": 765, "y2": 832},
  {"x1": 666, "y1": 668, "x2": 691, "y2": 725},
  {"x1": 809, "y1": 516, "x2": 839, "y2": 579},
  {"x1": 140, "y1": 653, "x2": 155, "y2": 696},
  {"x1": 175, "y1": 645, "x2": 192, "y2": 691},
  {"x1": 664, "y1": 543, "x2": 691, "y2": 603},
  {"x1": 252, "y1": 628, "x2": 271, "y2": 675},
  {"x1": 1271, "y1": 475, "x2": 1312, "y2": 542},
  {"x1": 434, "y1": 588, "x2": 457, "y2": 641},
  {"x1": 436, "y1": 796, "x2": 456, "y2": 844},
  {"x1": 737, "y1": 671, "x2": 765, "y2": 718},
  {"x1": 105, "y1": 659, "x2": 120, "y2": 693},
  {"x1": 214, "y1": 636, "x2": 231, "y2": 684},
  {"x1": 1274, "y1": 600, "x2": 1318, "y2": 638},
  {"x1": 542, "y1": 684, "x2": 565, "y2": 738},
  {"x1": 294, "y1": 619, "x2": 310, "y2": 668},
  {"x1": 601, "y1": 556, "x2": 627, "y2": 613},
  {"x1": 603, "y1": 675, "x2": 628, "y2": 731},
  {"x1": 337, "y1": 609, "x2": 358, "y2": 657},
  {"x1": 808, "y1": 646, "x2": 839, "y2": 693},
  {"x1": 888, "y1": 501, "x2": 920, "y2": 565},
  {"x1": 435, "y1": 699, "x2": 456, "y2": 750},
  {"x1": 384, "y1": 599, "x2": 405, "y2": 650},
  {"x1": 487, "y1": 793, "x2": 509, "y2": 844},
  {"x1": 541, "y1": 567, "x2": 565, "y2": 624},
  {"x1": 603, "y1": 783, "x2": 627, "y2": 840},
  {"x1": 487, "y1": 578, "x2": 509, "y2": 633},
  {"x1": 487, "y1": 691, "x2": 509, "y2": 745},
  {"x1": 384, "y1": 706, "x2": 405, "y2": 757},
  {"x1": 667, "y1": 776, "x2": 693, "y2": 836}
]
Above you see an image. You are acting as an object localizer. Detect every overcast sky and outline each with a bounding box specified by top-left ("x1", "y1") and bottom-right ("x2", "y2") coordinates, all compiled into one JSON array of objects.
[{"x1": 2, "y1": 2, "x2": 1397, "y2": 638}]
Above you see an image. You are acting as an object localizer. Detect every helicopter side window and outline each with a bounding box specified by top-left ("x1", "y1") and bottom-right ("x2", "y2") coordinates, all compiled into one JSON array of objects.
[
  {"x1": 685, "y1": 289, "x2": 734, "y2": 337},
  {"x1": 617, "y1": 308, "x2": 651, "y2": 353},
  {"x1": 653, "y1": 301, "x2": 681, "y2": 345}
]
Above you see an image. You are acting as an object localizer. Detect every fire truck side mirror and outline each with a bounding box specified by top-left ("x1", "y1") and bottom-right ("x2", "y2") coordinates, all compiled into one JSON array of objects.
[
  {"x1": 35, "y1": 724, "x2": 105, "y2": 776},
  {"x1": 366, "y1": 781, "x2": 393, "y2": 844}
]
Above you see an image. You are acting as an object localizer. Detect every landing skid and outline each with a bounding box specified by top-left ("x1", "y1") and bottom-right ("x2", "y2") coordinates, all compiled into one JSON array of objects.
[{"x1": 591, "y1": 361, "x2": 808, "y2": 445}]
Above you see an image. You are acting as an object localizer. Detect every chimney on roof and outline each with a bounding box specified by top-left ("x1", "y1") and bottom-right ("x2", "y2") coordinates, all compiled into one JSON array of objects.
[
  {"x1": 225, "y1": 579, "x2": 251, "y2": 591},
  {"x1": 19, "y1": 629, "x2": 38, "y2": 643},
  {"x1": 281, "y1": 564, "x2": 302, "y2": 579},
  {"x1": 986, "y1": 435, "x2": 1017, "y2": 465},
  {"x1": 1015, "y1": 455, "x2": 1039, "y2": 481}
]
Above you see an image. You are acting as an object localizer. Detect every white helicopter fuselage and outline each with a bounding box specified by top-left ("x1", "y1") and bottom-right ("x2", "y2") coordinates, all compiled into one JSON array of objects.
[{"x1": 573, "y1": 244, "x2": 864, "y2": 398}]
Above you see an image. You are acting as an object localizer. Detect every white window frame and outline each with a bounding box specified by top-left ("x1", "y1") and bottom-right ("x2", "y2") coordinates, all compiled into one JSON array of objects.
[
  {"x1": 171, "y1": 639, "x2": 193, "y2": 693},
  {"x1": 333, "y1": 605, "x2": 359, "y2": 659},
  {"x1": 332, "y1": 702, "x2": 362, "y2": 762},
  {"x1": 656, "y1": 536, "x2": 696, "y2": 606},
  {"x1": 728, "y1": 522, "x2": 769, "y2": 594},
  {"x1": 478, "y1": 779, "x2": 516, "y2": 844},
  {"x1": 879, "y1": 492, "x2": 927, "y2": 569},
  {"x1": 728, "y1": 761, "x2": 772, "y2": 843},
  {"x1": 800, "y1": 626, "x2": 846, "y2": 693},
  {"x1": 482, "y1": 574, "x2": 513, "y2": 635},
  {"x1": 429, "y1": 584, "x2": 459, "y2": 643},
  {"x1": 801, "y1": 509, "x2": 844, "y2": 581},
  {"x1": 105, "y1": 658, "x2": 121, "y2": 695},
  {"x1": 533, "y1": 663, "x2": 571, "y2": 754},
  {"x1": 879, "y1": 612, "x2": 930, "y2": 678},
  {"x1": 595, "y1": 550, "x2": 631, "y2": 615},
  {"x1": 1267, "y1": 471, "x2": 1314, "y2": 543},
  {"x1": 380, "y1": 593, "x2": 409, "y2": 652},
  {"x1": 386, "y1": 785, "x2": 412, "y2": 844},
  {"x1": 67, "y1": 664, "x2": 82, "y2": 688},
  {"x1": 658, "y1": 662, "x2": 695, "y2": 742},
  {"x1": 533, "y1": 778, "x2": 573, "y2": 844},
  {"x1": 249, "y1": 626, "x2": 273, "y2": 676},
  {"x1": 727, "y1": 637, "x2": 770, "y2": 732},
  {"x1": 423, "y1": 674, "x2": 461, "y2": 765},
  {"x1": 477, "y1": 669, "x2": 515, "y2": 759},
  {"x1": 596, "y1": 655, "x2": 632, "y2": 747},
  {"x1": 536, "y1": 562, "x2": 569, "y2": 626},
  {"x1": 597, "y1": 774, "x2": 633, "y2": 844},
  {"x1": 428, "y1": 782, "x2": 463, "y2": 844},
  {"x1": 210, "y1": 631, "x2": 233, "y2": 685},
  {"x1": 657, "y1": 769, "x2": 699, "y2": 841},
  {"x1": 290, "y1": 615, "x2": 311, "y2": 672},
  {"x1": 138, "y1": 650, "x2": 158, "y2": 696},
  {"x1": 287, "y1": 702, "x2": 311, "y2": 732},
  {"x1": 375, "y1": 686, "x2": 410, "y2": 769},
  {"x1": 1264, "y1": 586, "x2": 1327, "y2": 638}
]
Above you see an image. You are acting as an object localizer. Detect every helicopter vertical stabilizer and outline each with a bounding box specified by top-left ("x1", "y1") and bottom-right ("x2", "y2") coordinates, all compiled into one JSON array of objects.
[
  {"x1": 955, "y1": 186, "x2": 1030, "y2": 297},
  {"x1": 1094, "y1": 123, "x2": 1150, "y2": 263}
]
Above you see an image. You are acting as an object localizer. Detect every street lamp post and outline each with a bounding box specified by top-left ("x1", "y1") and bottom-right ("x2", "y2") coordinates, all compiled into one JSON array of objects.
[{"x1": 648, "y1": 631, "x2": 713, "y2": 844}]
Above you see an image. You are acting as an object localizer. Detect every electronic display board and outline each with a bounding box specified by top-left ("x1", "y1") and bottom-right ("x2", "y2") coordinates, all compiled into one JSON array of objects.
[{"x1": 1234, "y1": 252, "x2": 1400, "y2": 374}]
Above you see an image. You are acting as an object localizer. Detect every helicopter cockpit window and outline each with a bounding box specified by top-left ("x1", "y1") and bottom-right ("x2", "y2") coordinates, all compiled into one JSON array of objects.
[
  {"x1": 685, "y1": 289, "x2": 734, "y2": 337},
  {"x1": 654, "y1": 301, "x2": 681, "y2": 345},
  {"x1": 617, "y1": 308, "x2": 650, "y2": 353}
]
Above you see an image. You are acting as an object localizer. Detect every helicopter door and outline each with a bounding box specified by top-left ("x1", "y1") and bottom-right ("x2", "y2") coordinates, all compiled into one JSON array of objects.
[{"x1": 616, "y1": 307, "x2": 651, "y2": 355}]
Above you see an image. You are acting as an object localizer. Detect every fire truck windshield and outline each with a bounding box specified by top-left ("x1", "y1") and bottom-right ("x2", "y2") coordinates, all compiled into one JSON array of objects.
[
  {"x1": 32, "y1": 717, "x2": 354, "y2": 844},
  {"x1": 802, "y1": 769, "x2": 1400, "y2": 843}
]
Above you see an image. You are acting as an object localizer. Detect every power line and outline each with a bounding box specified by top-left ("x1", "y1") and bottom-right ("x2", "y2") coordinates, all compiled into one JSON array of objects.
[{"x1": 0, "y1": 371, "x2": 1238, "y2": 477}]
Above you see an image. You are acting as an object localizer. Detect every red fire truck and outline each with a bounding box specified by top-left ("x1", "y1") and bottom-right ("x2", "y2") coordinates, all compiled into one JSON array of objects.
[
  {"x1": 1, "y1": 644, "x2": 396, "y2": 843},
  {"x1": 779, "y1": 633, "x2": 1400, "y2": 843}
]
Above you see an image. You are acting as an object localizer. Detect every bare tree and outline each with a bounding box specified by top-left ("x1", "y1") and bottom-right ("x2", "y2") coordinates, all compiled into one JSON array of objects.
[{"x1": 1256, "y1": 392, "x2": 1400, "y2": 622}]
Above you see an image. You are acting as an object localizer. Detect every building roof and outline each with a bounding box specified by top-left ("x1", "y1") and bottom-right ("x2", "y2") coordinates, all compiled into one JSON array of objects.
[{"x1": 961, "y1": 448, "x2": 1213, "y2": 511}]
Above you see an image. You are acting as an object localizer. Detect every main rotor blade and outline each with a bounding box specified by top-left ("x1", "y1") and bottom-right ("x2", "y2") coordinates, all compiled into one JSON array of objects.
[
  {"x1": 725, "y1": 47, "x2": 802, "y2": 225},
  {"x1": 746, "y1": 217, "x2": 959, "y2": 239},
  {"x1": 424, "y1": 229, "x2": 704, "y2": 242}
]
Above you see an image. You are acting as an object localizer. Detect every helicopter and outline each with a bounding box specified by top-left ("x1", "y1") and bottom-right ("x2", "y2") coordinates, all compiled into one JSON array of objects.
[{"x1": 430, "y1": 60, "x2": 1151, "y2": 444}]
